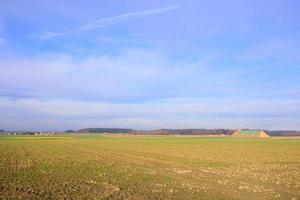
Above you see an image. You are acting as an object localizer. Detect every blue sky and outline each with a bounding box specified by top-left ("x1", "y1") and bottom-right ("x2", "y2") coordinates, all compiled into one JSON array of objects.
[{"x1": 0, "y1": 0, "x2": 300, "y2": 131}]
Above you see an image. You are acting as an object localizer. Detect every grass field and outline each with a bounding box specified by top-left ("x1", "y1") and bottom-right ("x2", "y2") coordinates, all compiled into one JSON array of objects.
[{"x1": 0, "y1": 135, "x2": 299, "y2": 200}]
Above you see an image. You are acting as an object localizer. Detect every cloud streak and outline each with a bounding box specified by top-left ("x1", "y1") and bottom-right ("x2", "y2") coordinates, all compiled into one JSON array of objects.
[
  {"x1": 34, "y1": 31, "x2": 62, "y2": 39},
  {"x1": 35, "y1": 4, "x2": 180, "y2": 39},
  {"x1": 79, "y1": 4, "x2": 180, "y2": 31}
]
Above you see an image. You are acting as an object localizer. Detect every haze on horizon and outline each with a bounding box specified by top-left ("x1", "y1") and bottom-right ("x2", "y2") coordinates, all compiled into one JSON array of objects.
[{"x1": 0, "y1": 0, "x2": 300, "y2": 131}]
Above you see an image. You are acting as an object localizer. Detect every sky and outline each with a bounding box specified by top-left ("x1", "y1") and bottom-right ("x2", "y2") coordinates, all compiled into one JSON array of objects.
[{"x1": 0, "y1": 0, "x2": 300, "y2": 131}]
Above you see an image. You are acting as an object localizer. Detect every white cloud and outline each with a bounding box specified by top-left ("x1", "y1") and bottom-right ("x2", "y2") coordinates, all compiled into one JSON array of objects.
[
  {"x1": 1, "y1": 47, "x2": 298, "y2": 102},
  {"x1": 79, "y1": 4, "x2": 180, "y2": 31},
  {"x1": 0, "y1": 97, "x2": 300, "y2": 131},
  {"x1": 34, "y1": 4, "x2": 180, "y2": 39},
  {"x1": 34, "y1": 31, "x2": 62, "y2": 39},
  {"x1": 1, "y1": 48, "x2": 299, "y2": 131},
  {"x1": 0, "y1": 49, "x2": 225, "y2": 102},
  {"x1": 239, "y1": 38, "x2": 300, "y2": 63}
]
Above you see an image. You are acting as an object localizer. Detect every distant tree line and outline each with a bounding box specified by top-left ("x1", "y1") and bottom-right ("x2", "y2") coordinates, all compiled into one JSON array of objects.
[
  {"x1": 77, "y1": 128, "x2": 135, "y2": 133},
  {"x1": 136, "y1": 129, "x2": 235, "y2": 135},
  {"x1": 267, "y1": 130, "x2": 300, "y2": 136},
  {"x1": 71, "y1": 128, "x2": 300, "y2": 136},
  {"x1": 3, "y1": 128, "x2": 300, "y2": 136}
]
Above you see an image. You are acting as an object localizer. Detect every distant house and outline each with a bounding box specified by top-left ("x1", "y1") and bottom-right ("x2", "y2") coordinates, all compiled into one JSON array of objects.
[{"x1": 232, "y1": 130, "x2": 270, "y2": 138}]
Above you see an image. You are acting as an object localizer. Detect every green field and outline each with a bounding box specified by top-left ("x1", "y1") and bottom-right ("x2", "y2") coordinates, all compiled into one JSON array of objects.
[{"x1": 0, "y1": 135, "x2": 299, "y2": 200}]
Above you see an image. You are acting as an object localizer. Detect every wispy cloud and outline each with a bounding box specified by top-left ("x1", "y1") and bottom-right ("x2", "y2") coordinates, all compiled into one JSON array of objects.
[
  {"x1": 1, "y1": 97, "x2": 300, "y2": 131},
  {"x1": 0, "y1": 49, "x2": 217, "y2": 102},
  {"x1": 79, "y1": 4, "x2": 180, "y2": 31},
  {"x1": 34, "y1": 31, "x2": 62, "y2": 39},
  {"x1": 34, "y1": 4, "x2": 180, "y2": 39},
  {"x1": 239, "y1": 38, "x2": 300, "y2": 63}
]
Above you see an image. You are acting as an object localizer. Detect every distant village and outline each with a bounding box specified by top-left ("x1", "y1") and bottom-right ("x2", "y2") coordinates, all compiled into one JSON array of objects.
[{"x1": 0, "y1": 130, "x2": 61, "y2": 136}]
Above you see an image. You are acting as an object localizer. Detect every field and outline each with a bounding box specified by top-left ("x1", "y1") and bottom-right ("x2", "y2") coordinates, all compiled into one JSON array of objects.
[{"x1": 0, "y1": 135, "x2": 299, "y2": 200}]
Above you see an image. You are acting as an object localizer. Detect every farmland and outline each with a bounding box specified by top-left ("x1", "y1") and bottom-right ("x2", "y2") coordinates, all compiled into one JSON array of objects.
[{"x1": 0, "y1": 135, "x2": 299, "y2": 200}]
